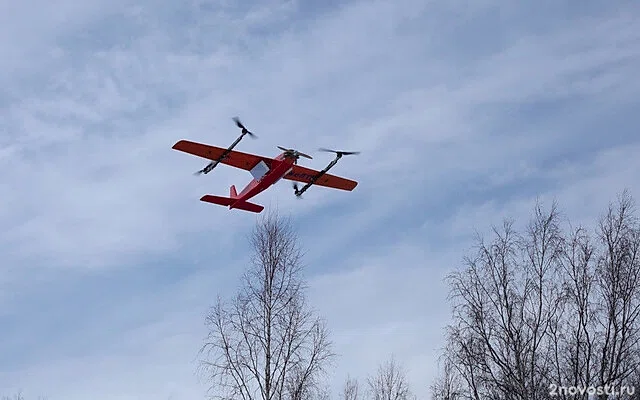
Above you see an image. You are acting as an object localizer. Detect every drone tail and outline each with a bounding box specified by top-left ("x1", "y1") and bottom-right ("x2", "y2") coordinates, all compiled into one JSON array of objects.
[
  {"x1": 231, "y1": 200, "x2": 264, "y2": 213},
  {"x1": 200, "y1": 195, "x2": 264, "y2": 213},
  {"x1": 230, "y1": 185, "x2": 238, "y2": 198}
]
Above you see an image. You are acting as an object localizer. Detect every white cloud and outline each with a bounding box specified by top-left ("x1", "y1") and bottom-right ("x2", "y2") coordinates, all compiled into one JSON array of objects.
[{"x1": 1, "y1": 0, "x2": 639, "y2": 399}]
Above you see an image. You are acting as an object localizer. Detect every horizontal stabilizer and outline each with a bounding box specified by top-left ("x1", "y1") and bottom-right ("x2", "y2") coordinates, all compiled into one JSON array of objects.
[
  {"x1": 200, "y1": 195, "x2": 264, "y2": 213},
  {"x1": 232, "y1": 201, "x2": 264, "y2": 213},
  {"x1": 200, "y1": 195, "x2": 234, "y2": 206}
]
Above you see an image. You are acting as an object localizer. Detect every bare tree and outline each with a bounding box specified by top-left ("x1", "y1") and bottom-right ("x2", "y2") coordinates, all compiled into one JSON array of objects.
[
  {"x1": 314, "y1": 384, "x2": 332, "y2": 400},
  {"x1": 445, "y1": 201, "x2": 565, "y2": 400},
  {"x1": 1, "y1": 393, "x2": 48, "y2": 400},
  {"x1": 367, "y1": 356, "x2": 413, "y2": 400},
  {"x1": 342, "y1": 376, "x2": 362, "y2": 400},
  {"x1": 199, "y1": 211, "x2": 334, "y2": 400},
  {"x1": 593, "y1": 190, "x2": 640, "y2": 399},
  {"x1": 1, "y1": 394, "x2": 24, "y2": 400},
  {"x1": 430, "y1": 354, "x2": 463, "y2": 400},
  {"x1": 436, "y1": 191, "x2": 640, "y2": 400},
  {"x1": 546, "y1": 224, "x2": 597, "y2": 400},
  {"x1": 627, "y1": 368, "x2": 640, "y2": 400},
  {"x1": 1, "y1": 394, "x2": 48, "y2": 400}
]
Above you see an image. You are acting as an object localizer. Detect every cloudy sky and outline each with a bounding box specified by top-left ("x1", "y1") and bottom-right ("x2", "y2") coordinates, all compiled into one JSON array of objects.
[{"x1": 1, "y1": 0, "x2": 639, "y2": 398}]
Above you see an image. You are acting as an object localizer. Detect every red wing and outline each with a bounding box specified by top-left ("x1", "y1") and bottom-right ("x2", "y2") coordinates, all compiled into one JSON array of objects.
[
  {"x1": 172, "y1": 140, "x2": 270, "y2": 170},
  {"x1": 284, "y1": 165, "x2": 358, "y2": 191}
]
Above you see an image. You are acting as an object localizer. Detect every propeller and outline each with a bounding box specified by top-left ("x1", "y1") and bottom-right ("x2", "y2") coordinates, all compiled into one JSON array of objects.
[
  {"x1": 277, "y1": 146, "x2": 313, "y2": 159},
  {"x1": 233, "y1": 117, "x2": 257, "y2": 138},
  {"x1": 319, "y1": 148, "x2": 361, "y2": 156}
]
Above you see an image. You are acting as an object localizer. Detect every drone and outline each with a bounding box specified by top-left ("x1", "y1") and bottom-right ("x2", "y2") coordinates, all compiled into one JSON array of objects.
[{"x1": 172, "y1": 118, "x2": 360, "y2": 213}]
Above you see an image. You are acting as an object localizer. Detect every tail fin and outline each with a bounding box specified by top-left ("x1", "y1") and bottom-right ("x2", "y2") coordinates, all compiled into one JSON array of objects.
[{"x1": 230, "y1": 185, "x2": 238, "y2": 198}]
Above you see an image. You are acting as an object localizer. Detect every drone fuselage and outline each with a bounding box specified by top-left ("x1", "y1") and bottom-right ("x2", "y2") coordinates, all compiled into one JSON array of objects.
[{"x1": 228, "y1": 152, "x2": 295, "y2": 209}]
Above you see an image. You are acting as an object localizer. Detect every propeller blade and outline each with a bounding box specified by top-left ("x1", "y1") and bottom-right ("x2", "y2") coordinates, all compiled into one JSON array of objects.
[
  {"x1": 278, "y1": 146, "x2": 312, "y2": 159},
  {"x1": 233, "y1": 116, "x2": 244, "y2": 129},
  {"x1": 233, "y1": 117, "x2": 257, "y2": 138},
  {"x1": 318, "y1": 148, "x2": 360, "y2": 156}
]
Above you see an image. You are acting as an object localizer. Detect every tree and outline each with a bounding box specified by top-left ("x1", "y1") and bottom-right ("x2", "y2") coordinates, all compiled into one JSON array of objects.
[
  {"x1": 1, "y1": 394, "x2": 47, "y2": 400},
  {"x1": 367, "y1": 356, "x2": 413, "y2": 400},
  {"x1": 1, "y1": 394, "x2": 24, "y2": 400},
  {"x1": 592, "y1": 191, "x2": 640, "y2": 399},
  {"x1": 342, "y1": 376, "x2": 362, "y2": 400},
  {"x1": 430, "y1": 354, "x2": 463, "y2": 400},
  {"x1": 199, "y1": 211, "x2": 334, "y2": 400},
  {"x1": 433, "y1": 191, "x2": 640, "y2": 400},
  {"x1": 444, "y1": 201, "x2": 564, "y2": 400}
]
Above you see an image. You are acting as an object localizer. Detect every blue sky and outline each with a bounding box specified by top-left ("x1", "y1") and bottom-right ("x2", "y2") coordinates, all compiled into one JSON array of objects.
[{"x1": 1, "y1": 0, "x2": 639, "y2": 398}]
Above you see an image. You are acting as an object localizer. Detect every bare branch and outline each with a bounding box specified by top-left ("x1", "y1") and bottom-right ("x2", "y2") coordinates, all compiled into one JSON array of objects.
[
  {"x1": 367, "y1": 356, "x2": 413, "y2": 400},
  {"x1": 436, "y1": 191, "x2": 640, "y2": 400},
  {"x1": 199, "y1": 211, "x2": 335, "y2": 400},
  {"x1": 342, "y1": 376, "x2": 362, "y2": 400}
]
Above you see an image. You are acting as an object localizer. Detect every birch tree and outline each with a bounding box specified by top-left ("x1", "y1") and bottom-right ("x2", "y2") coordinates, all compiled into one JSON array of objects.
[
  {"x1": 199, "y1": 212, "x2": 334, "y2": 400},
  {"x1": 434, "y1": 191, "x2": 640, "y2": 400}
]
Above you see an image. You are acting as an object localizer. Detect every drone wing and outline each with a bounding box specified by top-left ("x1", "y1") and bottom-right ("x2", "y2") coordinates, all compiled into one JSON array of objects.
[
  {"x1": 284, "y1": 165, "x2": 358, "y2": 191},
  {"x1": 172, "y1": 140, "x2": 271, "y2": 170}
]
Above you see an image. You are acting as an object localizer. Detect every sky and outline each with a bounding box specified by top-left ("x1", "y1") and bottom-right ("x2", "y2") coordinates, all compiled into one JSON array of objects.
[{"x1": 1, "y1": 0, "x2": 639, "y2": 398}]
